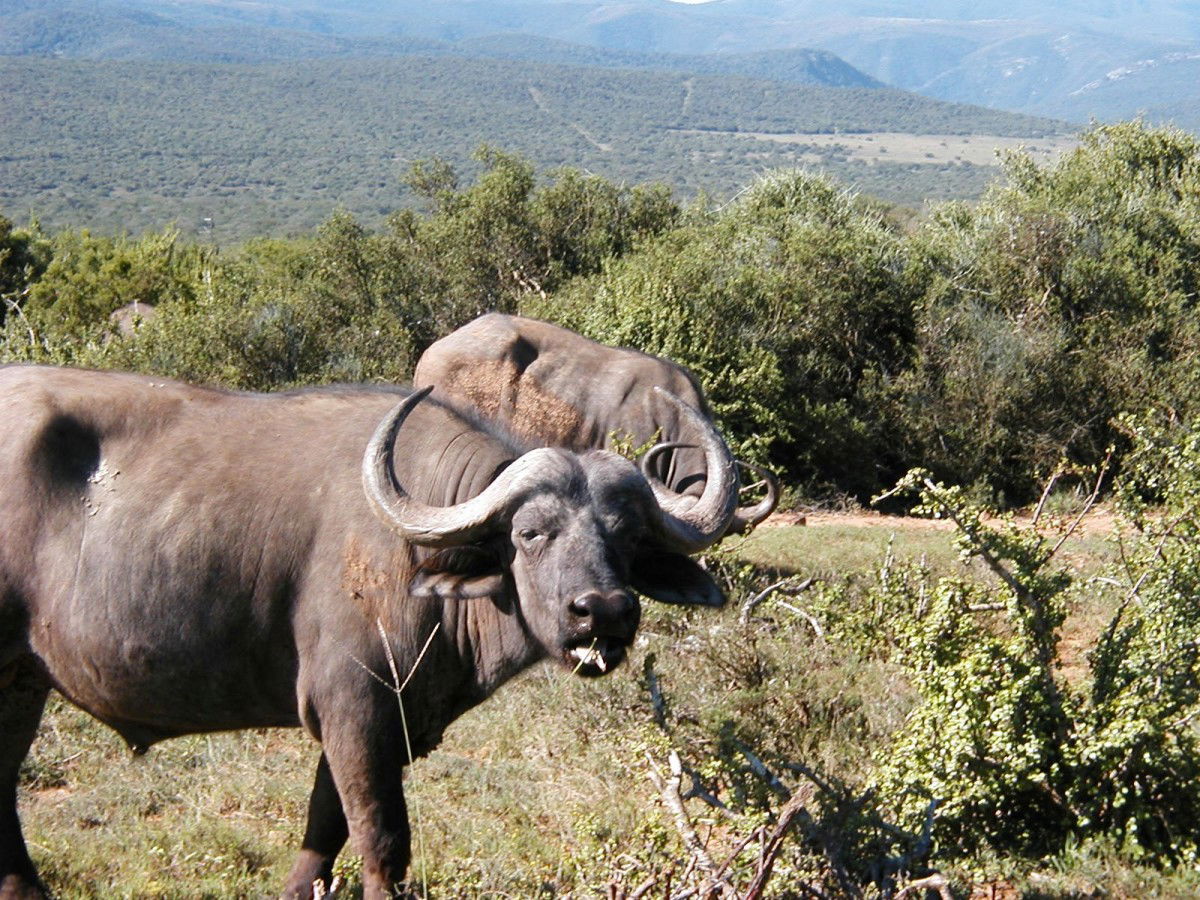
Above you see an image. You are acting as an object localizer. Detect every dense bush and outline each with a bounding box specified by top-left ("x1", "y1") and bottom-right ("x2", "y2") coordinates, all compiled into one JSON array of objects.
[
  {"x1": 536, "y1": 169, "x2": 917, "y2": 494},
  {"x1": 0, "y1": 214, "x2": 51, "y2": 313},
  {"x1": 0, "y1": 153, "x2": 680, "y2": 389},
  {"x1": 5, "y1": 121, "x2": 1200, "y2": 506},
  {"x1": 899, "y1": 121, "x2": 1200, "y2": 502}
]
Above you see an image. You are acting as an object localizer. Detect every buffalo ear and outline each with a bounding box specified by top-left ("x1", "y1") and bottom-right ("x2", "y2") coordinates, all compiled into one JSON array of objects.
[
  {"x1": 409, "y1": 547, "x2": 506, "y2": 601},
  {"x1": 631, "y1": 552, "x2": 725, "y2": 607}
]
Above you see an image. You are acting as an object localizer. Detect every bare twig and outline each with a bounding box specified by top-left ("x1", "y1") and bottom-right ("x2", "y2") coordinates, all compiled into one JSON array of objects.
[
  {"x1": 912, "y1": 798, "x2": 939, "y2": 865},
  {"x1": 893, "y1": 873, "x2": 953, "y2": 900},
  {"x1": 376, "y1": 619, "x2": 440, "y2": 899},
  {"x1": 1030, "y1": 464, "x2": 1065, "y2": 528},
  {"x1": 773, "y1": 601, "x2": 826, "y2": 638},
  {"x1": 646, "y1": 751, "x2": 732, "y2": 895},
  {"x1": 740, "y1": 576, "x2": 816, "y2": 625},
  {"x1": 1046, "y1": 447, "x2": 1112, "y2": 560},
  {"x1": 682, "y1": 771, "x2": 733, "y2": 815},
  {"x1": 742, "y1": 785, "x2": 815, "y2": 900},
  {"x1": 626, "y1": 874, "x2": 659, "y2": 900},
  {"x1": 709, "y1": 825, "x2": 766, "y2": 883},
  {"x1": 734, "y1": 740, "x2": 792, "y2": 800},
  {"x1": 4, "y1": 289, "x2": 38, "y2": 349},
  {"x1": 967, "y1": 602, "x2": 1006, "y2": 613},
  {"x1": 641, "y1": 656, "x2": 731, "y2": 815},
  {"x1": 398, "y1": 621, "x2": 442, "y2": 694},
  {"x1": 780, "y1": 759, "x2": 840, "y2": 799}
]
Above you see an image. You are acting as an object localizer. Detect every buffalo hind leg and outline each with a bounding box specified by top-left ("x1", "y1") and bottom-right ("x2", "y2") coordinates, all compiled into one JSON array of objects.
[
  {"x1": 280, "y1": 754, "x2": 349, "y2": 899},
  {"x1": 0, "y1": 657, "x2": 50, "y2": 900}
]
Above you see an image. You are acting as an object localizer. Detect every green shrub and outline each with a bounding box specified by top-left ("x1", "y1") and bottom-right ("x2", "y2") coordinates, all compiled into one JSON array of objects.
[
  {"x1": 874, "y1": 446, "x2": 1200, "y2": 864},
  {"x1": 539, "y1": 169, "x2": 916, "y2": 495}
]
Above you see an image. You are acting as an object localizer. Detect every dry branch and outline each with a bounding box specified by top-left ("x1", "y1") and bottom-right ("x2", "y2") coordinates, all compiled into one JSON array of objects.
[
  {"x1": 742, "y1": 785, "x2": 816, "y2": 900},
  {"x1": 734, "y1": 739, "x2": 793, "y2": 800},
  {"x1": 739, "y1": 576, "x2": 816, "y2": 625},
  {"x1": 894, "y1": 873, "x2": 953, "y2": 900},
  {"x1": 646, "y1": 752, "x2": 722, "y2": 877}
]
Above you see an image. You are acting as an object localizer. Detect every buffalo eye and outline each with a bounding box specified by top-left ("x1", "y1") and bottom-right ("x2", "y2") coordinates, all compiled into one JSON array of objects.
[
  {"x1": 517, "y1": 528, "x2": 552, "y2": 544},
  {"x1": 604, "y1": 517, "x2": 641, "y2": 547}
]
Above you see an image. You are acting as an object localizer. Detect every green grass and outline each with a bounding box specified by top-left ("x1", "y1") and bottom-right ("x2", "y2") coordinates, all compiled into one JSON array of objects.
[
  {"x1": 23, "y1": 702, "x2": 310, "y2": 896},
  {"x1": 734, "y1": 521, "x2": 963, "y2": 576}
]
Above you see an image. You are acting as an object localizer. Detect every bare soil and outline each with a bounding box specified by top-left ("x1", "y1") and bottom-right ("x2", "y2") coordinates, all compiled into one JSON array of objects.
[{"x1": 765, "y1": 506, "x2": 1119, "y2": 536}]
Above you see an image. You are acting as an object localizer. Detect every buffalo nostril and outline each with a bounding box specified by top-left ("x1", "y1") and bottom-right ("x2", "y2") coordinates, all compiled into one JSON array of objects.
[
  {"x1": 570, "y1": 591, "x2": 635, "y2": 622},
  {"x1": 570, "y1": 594, "x2": 598, "y2": 618}
]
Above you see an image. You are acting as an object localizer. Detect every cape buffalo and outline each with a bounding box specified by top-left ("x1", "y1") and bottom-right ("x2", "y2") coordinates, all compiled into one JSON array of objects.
[
  {"x1": 0, "y1": 364, "x2": 739, "y2": 899},
  {"x1": 413, "y1": 313, "x2": 778, "y2": 534}
]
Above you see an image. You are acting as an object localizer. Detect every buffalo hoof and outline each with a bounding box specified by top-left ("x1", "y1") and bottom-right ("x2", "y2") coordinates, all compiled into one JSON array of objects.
[{"x1": 279, "y1": 847, "x2": 339, "y2": 900}]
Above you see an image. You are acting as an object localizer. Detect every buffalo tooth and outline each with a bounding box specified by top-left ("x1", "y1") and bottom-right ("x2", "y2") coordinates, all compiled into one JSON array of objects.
[{"x1": 570, "y1": 644, "x2": 607, "y2": 671}]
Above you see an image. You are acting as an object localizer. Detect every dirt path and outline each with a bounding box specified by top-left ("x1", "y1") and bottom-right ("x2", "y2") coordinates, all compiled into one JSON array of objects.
[
  {"x1": 680, "y1": 77, "x2": 694, "y2": 119},
  {"x1": 527, "y1": 85, "x2": 613, "y2": 152},
  {"x1": 765, "y1": 507, "x2": 1119, "y2": 536}
]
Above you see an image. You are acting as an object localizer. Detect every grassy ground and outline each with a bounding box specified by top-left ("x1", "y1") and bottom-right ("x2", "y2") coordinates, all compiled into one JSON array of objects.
[
  {"x1": 16, "y1": 512, "x2": 1200, "y2": 897},
  {"x1": 669, "y1": 131, "x2": 1077, "y2": 167}
]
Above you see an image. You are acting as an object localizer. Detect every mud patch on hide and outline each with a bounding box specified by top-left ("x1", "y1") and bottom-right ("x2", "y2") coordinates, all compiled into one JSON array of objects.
[
  {"x1": 442, "y1": 360, "x2": 517, "y2": 420},
  {"x1": 341, "y1": 536, "x2": 409, "y2": 617},
  {"x1": 437, "y1": 360, "x2": 588, "y2": 449},
  {"x1": 509, "y1": 379, "x2": 588, "y2": 450}
]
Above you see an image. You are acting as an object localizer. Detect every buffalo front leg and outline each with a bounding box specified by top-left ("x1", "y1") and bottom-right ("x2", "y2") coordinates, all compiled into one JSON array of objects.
[
  {"x1": 280, "y1": 754, "x2": 349, "y2": 899},
  {"x1": 0, "y1": 657, "x2": 50, "y2": 900},
  {"x1": 321, "y1": 718, "x2": 411, "y2": 900}
]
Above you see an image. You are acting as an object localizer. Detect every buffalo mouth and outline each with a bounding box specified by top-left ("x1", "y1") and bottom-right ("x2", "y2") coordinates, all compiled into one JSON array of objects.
[{"x1": 562, "y1": 636, "x2": 629, "y2": 677}]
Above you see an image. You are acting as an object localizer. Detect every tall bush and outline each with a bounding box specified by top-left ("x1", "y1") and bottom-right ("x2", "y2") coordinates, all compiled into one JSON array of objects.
[
  {"x1": 874, "y1": 444, "x2": 1200, "y2": 863},
  {"x1": 901, "y1": 121, "x2": 1200, "y2": 502},
  {"x1": 539, "y1": 169, "x2": 916, "y2": 495}
]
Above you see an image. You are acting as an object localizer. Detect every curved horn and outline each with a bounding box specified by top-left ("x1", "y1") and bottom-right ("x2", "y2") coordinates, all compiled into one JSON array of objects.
[
  {"x1": 639, "y1": 441, "x2": 695, "y2": 486},
  {"x1": 727, "y1": 460, "x2": 780, "y2": 534},
  {"x1": 641, "y1": 445, "x2": 779, "y2": 536},
  {"x1": 642, "y1": 388, "x2": 739, "y2": 552},
  {"x1": 362, "y1": 387, "x2": 569, "y2": 547}
]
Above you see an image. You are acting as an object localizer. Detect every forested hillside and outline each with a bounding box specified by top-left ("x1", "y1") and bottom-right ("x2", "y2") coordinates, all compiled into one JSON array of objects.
[
  {"x1": 0, "y1": 54, "x2": 1065, "y2": 239},
  {"x1": 12, "y1": 0, "x2": 1200, "y2": 126}
]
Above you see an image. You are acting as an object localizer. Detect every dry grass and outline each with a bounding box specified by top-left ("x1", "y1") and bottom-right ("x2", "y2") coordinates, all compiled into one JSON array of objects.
[
  {"x1": 15, "y1": 511, "x2": 1196, "y2": 897},
  {"x1": 670, "y1": 131, "x2": 1078, "y2": 167}
]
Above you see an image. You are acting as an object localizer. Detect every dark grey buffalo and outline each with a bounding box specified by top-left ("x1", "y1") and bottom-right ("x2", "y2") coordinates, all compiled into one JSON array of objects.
[
  {"x1": 0, "y1": 364, "x2": 739, "y2": 899},
  {"x1": 413, "y1": 313, "x2": 778, "y2": 534}
]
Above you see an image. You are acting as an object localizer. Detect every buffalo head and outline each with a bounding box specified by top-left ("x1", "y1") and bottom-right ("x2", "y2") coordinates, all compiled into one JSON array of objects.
[{"x1": 362, "y1": 387, "x2": 738, "y2": 677}]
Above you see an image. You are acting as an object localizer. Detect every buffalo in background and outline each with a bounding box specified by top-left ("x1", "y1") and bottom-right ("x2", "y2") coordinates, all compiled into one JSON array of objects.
[{"x1": 415, "y1": 313, "x2": 779, "y2": 534}]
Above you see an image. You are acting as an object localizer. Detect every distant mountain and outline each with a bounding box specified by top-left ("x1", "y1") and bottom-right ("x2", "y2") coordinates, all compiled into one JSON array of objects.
[
  {"x1": 805, "y1": 15, "x2": 1200, "y2": 130},
  {"x1": 0, "y1": 1, "x2": 448, "y2": 62},
  {"x1": 455, "y1": 35, "x2": 883, "y2": 88},
  {"x1": 0, "y1": 1, "x2": 881, "y2": 90},
  {"x1": 8, "y1": 0, "x2": 1188, "y2": 127}
]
